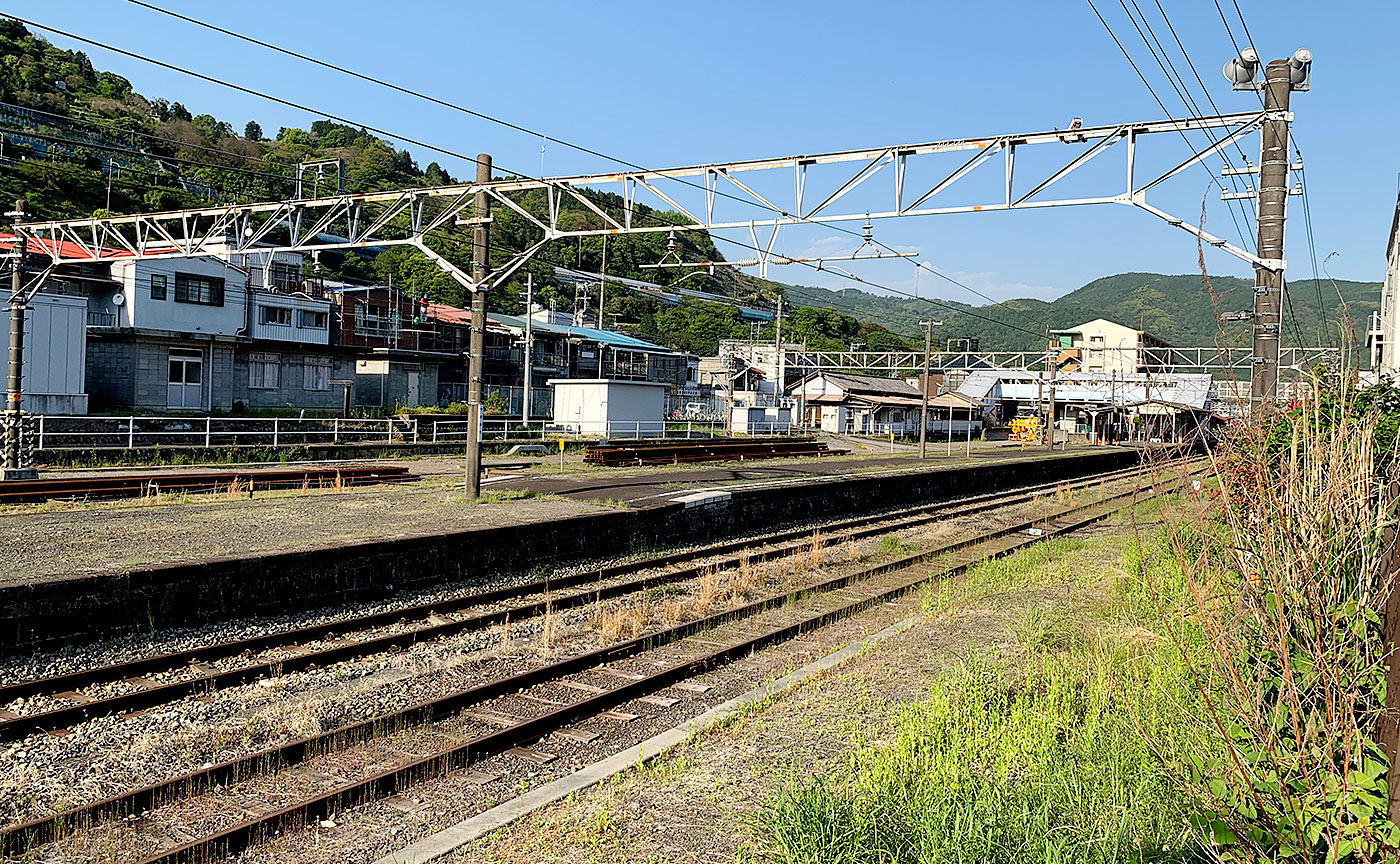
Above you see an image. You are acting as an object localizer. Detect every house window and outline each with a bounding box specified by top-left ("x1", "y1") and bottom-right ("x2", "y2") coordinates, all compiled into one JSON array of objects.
[
  {"x1": 298, "y1": 309, "x2": 328, "y2": 329},
  {"x1": 150, "y1": 273, "x2": 167, "y2": 300},
  {"x1": 269, "y1": 261, "x2": 301, "y2": 293},
  {"x1": 249, "y1": 352, "x2": 280, "y2": 389},
  {"x1": 1090, "y1": 335, "x2": 1105, "y2": 344},
  {"x1": 174, "y1": 273, "x2": 224, "y2": 306},
  {"x1": 260, "y1": 305, "x2": 292, "y2": 326},
  {"x1": 304, "y1": 357, "x2": 333, "y2": 391}
]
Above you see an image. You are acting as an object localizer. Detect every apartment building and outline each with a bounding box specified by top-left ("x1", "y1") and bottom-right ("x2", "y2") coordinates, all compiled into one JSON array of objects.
[{"x1": 1048, "y1": 318, "x2": 1173, "y2": 375}]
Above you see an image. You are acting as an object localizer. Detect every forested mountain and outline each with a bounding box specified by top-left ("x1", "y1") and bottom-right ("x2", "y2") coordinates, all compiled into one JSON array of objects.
[
  {"x1": 0, "y1": 21, "x2": 914, "y2": 356},
  {"x1": 0, "y1": 21, "x2": 1373, "y2": 359},
  {"x1": 789, "y1": 273, "x2": 1380, "y2": 353}
]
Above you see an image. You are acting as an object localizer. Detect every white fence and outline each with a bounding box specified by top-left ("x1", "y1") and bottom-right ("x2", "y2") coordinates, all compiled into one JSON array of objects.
[
  {"x1": 29, "y1": 414, "x2": 806, "y2": 450},
  {"x1": 33, "y1": 415, "x2": 421, "y2": 450},
  {"x1": 430, "y1": 419, "x2": 799, "y2": 441}
]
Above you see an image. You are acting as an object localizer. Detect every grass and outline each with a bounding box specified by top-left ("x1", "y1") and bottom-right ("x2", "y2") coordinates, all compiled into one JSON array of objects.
[
  {"x1": 476, "y1": 488, "x2": 538, "y2": 503},
  {"x1": 754, "y1": 518, "x2": 1210, "y2": 864}
]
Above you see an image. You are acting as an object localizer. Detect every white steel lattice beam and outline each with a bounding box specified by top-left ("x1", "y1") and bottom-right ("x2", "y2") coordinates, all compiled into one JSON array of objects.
[
  {"x1": 719, "y1": 343, "x2": 1339, "y2": 375},
  {"x1": 17, "y1": 111, "x2": 1274, "y2": 280}
]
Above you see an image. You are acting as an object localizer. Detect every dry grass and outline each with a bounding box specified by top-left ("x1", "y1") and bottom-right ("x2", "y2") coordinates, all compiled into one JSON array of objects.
[
  {"x1": 535, "y1": 601, "x2": 559, "y2": 655},
  {"x1": 1146, "y1": 378, "x2": 1400, "y2": 861},
  {"x1": 590, "y1": 600, "x2": 650, "y2": 642},
  {"x1": 808, "y1": 530, "x2": 826, "y2": 569},
  {"x1": 695, "y1": 566, "x2": 724, "y2": 607},
  {"x1": 846, "y1": 538, "x2": 862, "y2": 562}
]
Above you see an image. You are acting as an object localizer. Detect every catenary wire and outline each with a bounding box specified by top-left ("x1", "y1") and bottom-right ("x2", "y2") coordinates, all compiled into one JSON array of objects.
[
  {"x1": 120, "y1": 0, "x2": 1041, "y2": 319},
  {"x1": 8, "y1": 13, "x2": 1058, "y2": 342},
  {"x1": 1086, "y1": 0, "x2": 1252, "y2": 250},
  {"x1": 1125, "y1": 0, "x2": 1257, "y2": 226}
]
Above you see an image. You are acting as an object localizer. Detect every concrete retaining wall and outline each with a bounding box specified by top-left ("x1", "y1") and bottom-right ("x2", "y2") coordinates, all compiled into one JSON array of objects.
[{"x1": 0, "y1": 449, "x2": 1139, "y2": 654}]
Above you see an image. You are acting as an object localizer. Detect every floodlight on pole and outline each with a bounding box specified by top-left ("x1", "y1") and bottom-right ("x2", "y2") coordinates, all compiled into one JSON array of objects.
[
  {"x1": 1223, "y1": 47, "x2": 1260, "y2": 88},
  {"x1": 1288, "y1": 48, "x2": 1313, "y2": 89}
]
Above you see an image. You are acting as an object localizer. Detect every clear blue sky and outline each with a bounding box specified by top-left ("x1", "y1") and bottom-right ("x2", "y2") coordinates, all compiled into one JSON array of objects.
[{"x1": 16, "y1": 0, "x2": 1398, "y2": 307}]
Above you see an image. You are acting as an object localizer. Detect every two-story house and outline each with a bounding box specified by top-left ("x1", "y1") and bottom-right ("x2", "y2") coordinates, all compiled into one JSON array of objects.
[
  {"x1": 86, "y1": 246, "x2": 353, "y2": 413},
  {"x1": 324, "y1": 284, "x2": 456, "y2": 409}
]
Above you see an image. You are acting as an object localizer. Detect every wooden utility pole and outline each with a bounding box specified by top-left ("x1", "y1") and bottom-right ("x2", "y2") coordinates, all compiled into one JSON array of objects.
[{"x1": 465, "y1": 154, "x2": 491, "y2": 499}]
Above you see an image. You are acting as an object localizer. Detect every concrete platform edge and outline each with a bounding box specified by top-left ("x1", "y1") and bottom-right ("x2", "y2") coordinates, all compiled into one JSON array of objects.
[{"x1": 372, "y1": 609, "x2": 927, "y2": 864}]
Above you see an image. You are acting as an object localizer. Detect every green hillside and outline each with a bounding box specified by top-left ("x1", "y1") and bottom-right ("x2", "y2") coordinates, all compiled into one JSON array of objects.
[
  {"x1": 0, "y1": 20, "x2": 917, "y2": 355},
  {"x1": 0, "y1": 21, "x2": 1373, "y2": 359},
  {"x1": 788, "y1": 273, "x2": 1379, "y2": 353}
]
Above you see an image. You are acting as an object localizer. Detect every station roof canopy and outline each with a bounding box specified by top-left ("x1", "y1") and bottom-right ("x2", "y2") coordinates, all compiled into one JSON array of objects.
[{"x1": 956, "y1": 370, "x2": 1213, "y2": 410}]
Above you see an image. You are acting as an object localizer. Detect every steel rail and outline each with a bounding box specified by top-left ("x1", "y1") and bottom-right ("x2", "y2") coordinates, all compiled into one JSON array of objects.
[
  {"x1": 0, "y1": 464, "x2": 1150, "y2": 736},
  {"x1": 128, "y1": 468, "x2": 1199, "y2": 864},
  {"x1": 0, "y1": 462, "x2": 1197, "y2": 858}
]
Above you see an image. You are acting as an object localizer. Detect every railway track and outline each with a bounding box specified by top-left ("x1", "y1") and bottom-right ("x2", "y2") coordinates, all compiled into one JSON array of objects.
[
  {"x1": 0, "y1": 460, "x2": 1200, "y2": 861},
  {"x1": 0, "y1": 462, "x2": 1152, "y2": 741}
]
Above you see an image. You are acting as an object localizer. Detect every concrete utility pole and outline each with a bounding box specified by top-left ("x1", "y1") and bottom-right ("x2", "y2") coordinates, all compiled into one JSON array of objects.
[
  {"x1": 774, "y1": 295, "x2": 784, "y2": 409},
  {"x1": 918, "y1": 320, "x2": 932, "y2": 459},
  {"x1": 4, "y1": 205, "x2": 23, "y2": 474},
  {"x1": 465, "y1": 154, "x2": 491, "y2": 499},
  {"x1": 1250, "y1": 59, "x2": 1293, "y2": 410},
  {"x1": 3, "y1": 199, "x2": 36, "y2": 479},
  {"x1": 521, "y1": 272, "x2": 533, "y2": 425},
  {"x1": 597, "y1": 235, "x2": 606, "y2": 327}
]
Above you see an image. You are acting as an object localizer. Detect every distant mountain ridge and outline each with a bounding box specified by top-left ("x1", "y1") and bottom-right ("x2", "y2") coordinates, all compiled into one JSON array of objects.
[{"x1": 784, "y1": 272, "x2": 1380, "y2": 352}]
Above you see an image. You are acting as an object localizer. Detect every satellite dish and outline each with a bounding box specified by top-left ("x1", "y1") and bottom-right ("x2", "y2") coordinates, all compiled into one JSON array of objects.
[{"x1": 111, "y1": 293, "x2": 125, "y2": 306}]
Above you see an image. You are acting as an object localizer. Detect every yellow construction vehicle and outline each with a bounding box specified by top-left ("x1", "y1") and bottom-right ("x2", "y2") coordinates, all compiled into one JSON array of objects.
[{"x1": 1010, "y1": 416, "x2": 1040, "y2": 443}]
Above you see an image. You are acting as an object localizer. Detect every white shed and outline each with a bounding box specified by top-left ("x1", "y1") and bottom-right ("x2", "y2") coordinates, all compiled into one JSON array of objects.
[
  {"x1": 21, "y1": 292, "x2": 88, "y2": 414},
  {"x1": 548, "y1": 378, "x2": 668, "y2": 437}
]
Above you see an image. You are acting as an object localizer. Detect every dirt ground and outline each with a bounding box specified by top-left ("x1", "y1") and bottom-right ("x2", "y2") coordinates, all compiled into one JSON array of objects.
[{"x1": 459, "y1": 523, "x2": 1140, "y2": 864}]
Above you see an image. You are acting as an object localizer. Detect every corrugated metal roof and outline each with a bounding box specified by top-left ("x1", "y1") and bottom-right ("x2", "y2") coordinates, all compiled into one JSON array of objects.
[
  {"x1": 954, "y1": 370, "x2": 1213, "y2": 410},
  {"x1": 807, "y1": 371, "x2": 921, "y2": 398},
  {"x1": 490, "y1": 313, "x2": 675, "y2": 352},
  {"x1": 0, "y1": 233, "x2": 130, "y2": 260}
]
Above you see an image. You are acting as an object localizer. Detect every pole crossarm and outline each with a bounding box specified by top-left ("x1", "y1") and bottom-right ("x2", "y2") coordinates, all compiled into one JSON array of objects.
[{"x1": 17, "y1": 111, "x2": 1271, "y2": 272}]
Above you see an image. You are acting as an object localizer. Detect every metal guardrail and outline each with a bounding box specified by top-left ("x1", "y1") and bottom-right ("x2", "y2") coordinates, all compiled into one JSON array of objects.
[
  {"x1": 29, "y1": 415, "x2": 807, "y2": 450},
  {"x1": 33, "y1": 415, "x2": 419, "y2": 450},
  {"x1": 433, "y1": 419, "x2": 798, "y2": 442}
]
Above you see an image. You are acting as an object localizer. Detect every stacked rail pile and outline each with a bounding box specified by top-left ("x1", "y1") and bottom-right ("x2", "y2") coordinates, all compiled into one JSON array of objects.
[
  {"x1": 584, "y1": 437, "x2": 848, "y2": 466},
  {"x1": 0, "y1": 465, "x2": 415, "y2": 504}
]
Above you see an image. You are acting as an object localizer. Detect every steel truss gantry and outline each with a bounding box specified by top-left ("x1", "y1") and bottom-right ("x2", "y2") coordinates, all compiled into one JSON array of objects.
[
  {"x1": 15, "y1": 111, "x2": 1276, "y2": 286},
  {"x1": 720, "y1": 342, "x2": 1338, "y2": 378}
]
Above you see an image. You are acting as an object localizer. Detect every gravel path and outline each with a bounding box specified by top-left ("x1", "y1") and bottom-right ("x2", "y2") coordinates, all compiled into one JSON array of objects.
[{"x1": 0, "y1": 486, "x2": 613, "y2": 587}]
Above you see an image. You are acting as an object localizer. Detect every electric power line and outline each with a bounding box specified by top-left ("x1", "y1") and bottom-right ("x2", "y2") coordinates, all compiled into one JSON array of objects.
[
  {"x1": 5, "y1": 12, "x2": 1074, "y2": 344},
  {"x1": 1085, "y1": 0, "x2": 1252, "y2": 250},
  {"x1": 121, "y1": 0, "x2": 1045, "y2": 323}
]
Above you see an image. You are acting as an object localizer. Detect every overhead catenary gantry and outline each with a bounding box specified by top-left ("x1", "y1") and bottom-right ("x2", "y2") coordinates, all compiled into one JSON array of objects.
[
  {"x1": 17, "y1": 110, "x2": 1278, "y2": 286},
  {"x1": 6, "y1": 104, "x2": 1302, "y2": 483}
]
